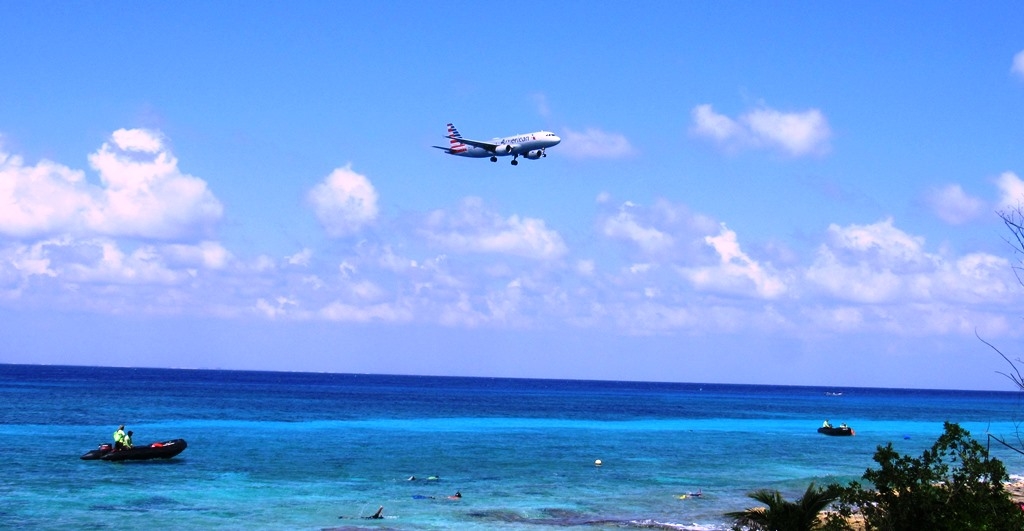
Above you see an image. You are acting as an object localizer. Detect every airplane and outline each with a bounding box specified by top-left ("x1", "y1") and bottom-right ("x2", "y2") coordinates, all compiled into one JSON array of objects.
[{"x1": 433, "y1": 123, "x2": 561, "y2": 165}]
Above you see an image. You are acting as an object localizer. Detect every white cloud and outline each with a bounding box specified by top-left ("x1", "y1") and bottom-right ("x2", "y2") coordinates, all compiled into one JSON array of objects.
[
  {"x1": 86, "y1": 129, "x2": 223, "y2": 239},
  {"x1": 4, "y1": 239, "x2": 60, "y2": 278},
  {"x1": 629, "y1": 263, "x2": 654, "y2": 274},
  {"x1": 679, "y1": 224, "x2": 787, "y2": 298},
  {"x1": 255, "y1": 296, "x2": 297, "y2": 319},
  {"x1": 302, "y1": 275, "x2": 325, "y2": 290},
  {"x1": 944, "y1": 253, "x2": 1011, "y2": 301},
  {"x1": 1012, "y1": 50, "x2": 1024, "y2": 79},
  {"x1": 995, "y1": 171, "x2": 1024, "y2": 212},
  {"x1": 375, "y1": 247, "x2": 407, "y2": 272},
  {"x1": 162, "y1": 241, "x2": 231, "y2": 270},
  {"x1": 744, "y1": 107, "x2": 830, "y2": 156},
  {"x1": 0, "y1": 236, "x2": 238, "y2": 295},
  {"x1": 422, "y1": 197, "x2": 567, "y2": 260},
  {"x1": 926, "y1": 184, "x2": 985, "y2": 225},
  {"x1": 805, "y1": 246, "x2": 903, "y2": 303},
  {"x1": 602, "y1": 205, "x2": 674, "y2": 254},
  {"x1": 435, "y1": 292, "x2": 487, "y2": 327},
  {"x1": 109, "y1": 128, "x2": 163, "y2": 152},
  {"x1": 308, "y1": 164, "x2": 378, "y2": 237},
  {"x1": 825, "y1": 217, "x2": 925, "y2": 265},
  {"x1": 691, "y1": 104, "x2": 745, "y2": 143},
  {"x1": 600, "y1": 199, "x2": 719, "y2": 259},
  {"x1": 804, "y1": 218, "x2": 1011, "y2": 308},
  {"x1": 0, "y1": 151, "x2": 92, "y2": 238},
  {"x1": 62, "y1": 240, "x2": 182, "y2": 285},
  {"x1": 690, "y1": 103, "x2": 831, "y2": 156},
  {"x1": 0, "y1": 129, "x2": 223, "y2": 240},
  {"x1": 560, "y1": 128, "x2": 635, "y2": 159},
  {"x1": 286, "y1": 248, "x2": 313, "y2": 267}
]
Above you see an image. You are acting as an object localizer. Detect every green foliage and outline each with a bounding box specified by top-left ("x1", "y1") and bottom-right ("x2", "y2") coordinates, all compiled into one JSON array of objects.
[
  {"x1": 833, "y1": 422, "x2": 1024, "y2": 531},
  {"x1": 726, "y1": 482, "x2": 841, "y2": 531}
]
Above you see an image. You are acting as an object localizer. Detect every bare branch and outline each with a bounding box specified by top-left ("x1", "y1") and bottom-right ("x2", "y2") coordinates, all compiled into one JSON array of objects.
[
  {"x1": 976, "y1": 329, "x2": 1024, "y2": 391},
  {"x1": 997, "y1": 205, "x2": 1024, "y2": 286},
  {"x1": 988, "y1": 434, "x2": 1024, "y2": 457}
]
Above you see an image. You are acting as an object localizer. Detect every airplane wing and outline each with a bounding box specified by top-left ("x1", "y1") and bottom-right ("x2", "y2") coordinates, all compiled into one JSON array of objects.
[{"x1": 447, "y1": 136, "x2": 502, "y2": 152}]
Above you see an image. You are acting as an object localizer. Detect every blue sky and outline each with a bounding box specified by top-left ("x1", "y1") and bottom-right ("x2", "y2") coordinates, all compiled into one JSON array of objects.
[{"x1": 3, "y1": 3, "x2": 1024, "y2": 390}]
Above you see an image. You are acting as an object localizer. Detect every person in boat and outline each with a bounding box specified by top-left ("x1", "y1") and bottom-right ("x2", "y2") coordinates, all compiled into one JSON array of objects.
[
  {"x1": 840, "y1": 423, "x2": 848, "y2": 429},
  {"x1": 113, "y1": 425, "x2": 127, "y2": 451},
  {"x1": 822, "y1": 420, "x2": 832, "y2": 428},
  {"x1": 447, "y1": 491, "x2": 462, "y2": 499},
  {"x1": 123, "y1": 430, "x2": 134, "y2": 449}
]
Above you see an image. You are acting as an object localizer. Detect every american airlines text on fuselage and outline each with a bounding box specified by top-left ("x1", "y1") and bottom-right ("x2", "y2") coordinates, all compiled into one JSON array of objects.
[{"x1": 495, "y1": 134, "x2": 536, "y2": 144}]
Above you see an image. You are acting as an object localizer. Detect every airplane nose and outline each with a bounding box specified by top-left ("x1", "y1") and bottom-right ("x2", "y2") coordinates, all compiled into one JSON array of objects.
[{"x1": 551, "y1": 135, "x2": 561, "y2": 145}]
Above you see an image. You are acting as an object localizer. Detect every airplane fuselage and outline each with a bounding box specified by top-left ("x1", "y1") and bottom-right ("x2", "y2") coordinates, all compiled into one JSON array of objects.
[{"x1": 457, "y1": 132, "x2": 560, "y2": 158}]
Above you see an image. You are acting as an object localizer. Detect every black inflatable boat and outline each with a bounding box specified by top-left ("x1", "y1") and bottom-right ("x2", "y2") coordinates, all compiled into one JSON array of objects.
[
  {"x1": 817, "y1": 426, "x2": 855, "y2": 436},
  {"x1": 80, "y1": 439, "x2": 187, "y2": 461}
]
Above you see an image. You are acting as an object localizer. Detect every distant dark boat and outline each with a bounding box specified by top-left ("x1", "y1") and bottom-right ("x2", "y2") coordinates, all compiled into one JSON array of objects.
[
  {"x1": 80, "y1": 439, "x2": 187, "y2": 461},
  {"x1": 817, "y1": 426, "x2": 854, "y2": 436}
]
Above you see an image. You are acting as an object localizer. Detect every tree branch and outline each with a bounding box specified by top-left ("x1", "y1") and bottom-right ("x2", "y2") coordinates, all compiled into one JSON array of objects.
[{"x1": 976, "y1": 329, "x2": 1024, "y2": 391}]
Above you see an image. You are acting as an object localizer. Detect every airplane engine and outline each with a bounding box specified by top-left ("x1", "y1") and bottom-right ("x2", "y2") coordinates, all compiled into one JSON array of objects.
[
  {"x1": 523, "y1": 150, "x2": 544, "y2": 160},
  {"x1": 494, "y1": 144, "x2": 514, "y2": 154}
]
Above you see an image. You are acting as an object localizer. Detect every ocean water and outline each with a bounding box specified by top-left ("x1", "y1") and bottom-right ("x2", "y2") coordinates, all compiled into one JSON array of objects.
[{"x1": 2, "y1": 365, "x2": 1024, "y2": 530}]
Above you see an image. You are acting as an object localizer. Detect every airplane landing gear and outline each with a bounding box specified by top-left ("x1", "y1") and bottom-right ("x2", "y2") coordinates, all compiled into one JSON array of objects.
[
  {"x1": 511, "y1": 159, "x2": 519, "y2": 166},
  {"x1": 490, "y1": 156, "x2": 498, "y2": 162}
]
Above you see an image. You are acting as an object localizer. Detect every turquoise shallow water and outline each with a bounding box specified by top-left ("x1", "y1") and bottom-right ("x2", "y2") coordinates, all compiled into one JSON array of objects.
[{"x1": 2, "y1": 364, "x2": 1024, "y2": 530}]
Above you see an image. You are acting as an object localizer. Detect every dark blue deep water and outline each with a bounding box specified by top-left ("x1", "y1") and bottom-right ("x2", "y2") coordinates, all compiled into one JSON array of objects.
[{"x1": 3, "y1": 364, "x2": 1023, "y2": 529}]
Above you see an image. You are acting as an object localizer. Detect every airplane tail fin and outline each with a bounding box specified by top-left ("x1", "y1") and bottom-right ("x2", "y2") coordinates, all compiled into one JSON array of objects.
[{"x1": 444, "y1": 123, "x2": 468, "y2": 153}]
